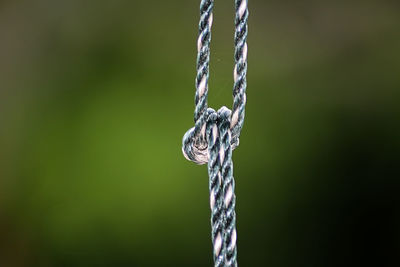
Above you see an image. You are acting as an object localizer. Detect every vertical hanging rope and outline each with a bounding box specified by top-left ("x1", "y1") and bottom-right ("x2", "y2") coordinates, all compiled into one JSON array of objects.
[
  {"x1": 194, "y1": 0, "x2": 214, "y2": 147},
  {"x1": 219, "y1": 108, "x2": 237, "y2": 267},
  {"x1": 206, "y1": 108, "x2": 225, "y2": 266},
  {"x1": 182, "y1": 1, "x2": 248, "y2": 266},
  {"x1": 231, "y1": 0, "x2": 249, "y2": 148}
]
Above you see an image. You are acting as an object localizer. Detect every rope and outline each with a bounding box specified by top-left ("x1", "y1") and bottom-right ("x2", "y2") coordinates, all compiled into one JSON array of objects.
[{"x1": 182, "y1": 0, "x2": 248, "y2": 266}]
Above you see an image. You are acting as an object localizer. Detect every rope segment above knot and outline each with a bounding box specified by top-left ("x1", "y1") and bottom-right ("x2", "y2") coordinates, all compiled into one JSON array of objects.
[{"x1": 182, "y1": 106, "x2": 239, "y2": 165}]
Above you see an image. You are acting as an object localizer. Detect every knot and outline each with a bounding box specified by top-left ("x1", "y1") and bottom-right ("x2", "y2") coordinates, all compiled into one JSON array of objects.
[{"x1": 182, "y1": 106, "x2": 239, "y2": 165}]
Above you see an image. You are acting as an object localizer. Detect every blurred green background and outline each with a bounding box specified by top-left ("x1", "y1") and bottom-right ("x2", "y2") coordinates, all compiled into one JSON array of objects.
[{"x1": 1, "y1": 0, "x2": 399, "y2": 266}]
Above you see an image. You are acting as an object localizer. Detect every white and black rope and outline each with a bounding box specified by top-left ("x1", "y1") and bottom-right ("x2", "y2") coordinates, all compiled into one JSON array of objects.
[
  {"x1": 182, "y1": 0, "x2": 248, "y2": 266},
  {"x1": 231, "y1": 0, "x2": 248, "y2": 148}
]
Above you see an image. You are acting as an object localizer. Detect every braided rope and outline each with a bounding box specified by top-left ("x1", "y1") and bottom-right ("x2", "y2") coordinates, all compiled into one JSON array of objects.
[
  {"x1": 206, "y1": 108, "x2": 225, "y2": 266},
  {"x1": 194, "y1": 0, "x2": 214, "y2": 145},
  {"x1": 182, "y1": 1, "x2": 248, "y2": 266},
  {"x1": 218, "y1": 108, "x2": 237, "y2": 267},
  {"x1": 231, "y1": 0, "x2": 248, "y2": 148}
]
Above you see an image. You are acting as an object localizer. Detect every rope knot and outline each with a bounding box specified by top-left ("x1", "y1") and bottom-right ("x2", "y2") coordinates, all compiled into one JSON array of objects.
[{"x1": 182, "y1": 106, "x2": 239, "y2": 165}]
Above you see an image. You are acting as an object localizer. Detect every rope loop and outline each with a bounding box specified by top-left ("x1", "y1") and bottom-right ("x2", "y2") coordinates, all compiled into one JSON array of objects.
[
  {"x1": 182, "y1": 106, "x2": 239, "y2": 165},
  {"x1": 182, "y1": 1, "x2": 248, "y2": 265}
]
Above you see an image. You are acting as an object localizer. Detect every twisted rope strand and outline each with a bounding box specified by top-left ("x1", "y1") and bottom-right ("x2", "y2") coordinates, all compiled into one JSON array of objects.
[
  {"x1": 218, "y1": 108, "x2": 238, "y2": 267},
  {"x1": 206, "y1": 109, "x2": 226, "y2": 267},
  {"x1": 231, "y1": 0, "x2": 248, "y2": 147},
  {"x1": 194, "y1": 0, "x2": 214, "y2": 144}
]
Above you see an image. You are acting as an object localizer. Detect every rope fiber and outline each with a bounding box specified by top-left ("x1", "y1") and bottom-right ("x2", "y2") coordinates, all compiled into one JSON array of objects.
[{"x1": 182, "y1": 0, "x2": 248, "y2": 266}]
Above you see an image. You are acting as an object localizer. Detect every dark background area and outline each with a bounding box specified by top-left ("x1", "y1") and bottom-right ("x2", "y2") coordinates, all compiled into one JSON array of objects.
[{"x1": 0, "y1": 0, "x2": 399, "y2": 266}]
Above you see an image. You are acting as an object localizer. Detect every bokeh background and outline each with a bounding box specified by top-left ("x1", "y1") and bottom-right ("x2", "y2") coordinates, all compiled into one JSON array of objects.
[{"x1": 1, "y1": 0, "x2": 399, "y2": 266}]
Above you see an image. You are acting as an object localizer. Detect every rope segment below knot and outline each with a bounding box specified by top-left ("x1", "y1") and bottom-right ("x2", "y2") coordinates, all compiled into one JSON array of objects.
[
  {"x1": 182, "y1": 106, "x2": 239, "y2": 267},
  {"x1": 182, "y1": 106, "x2": 239, "y2": 165}
]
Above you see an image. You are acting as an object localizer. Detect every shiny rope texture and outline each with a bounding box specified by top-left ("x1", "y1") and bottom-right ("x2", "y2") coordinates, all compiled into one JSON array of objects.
[{"x1": 182, "y1": 0, "x2": 248, "y2": 266}]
